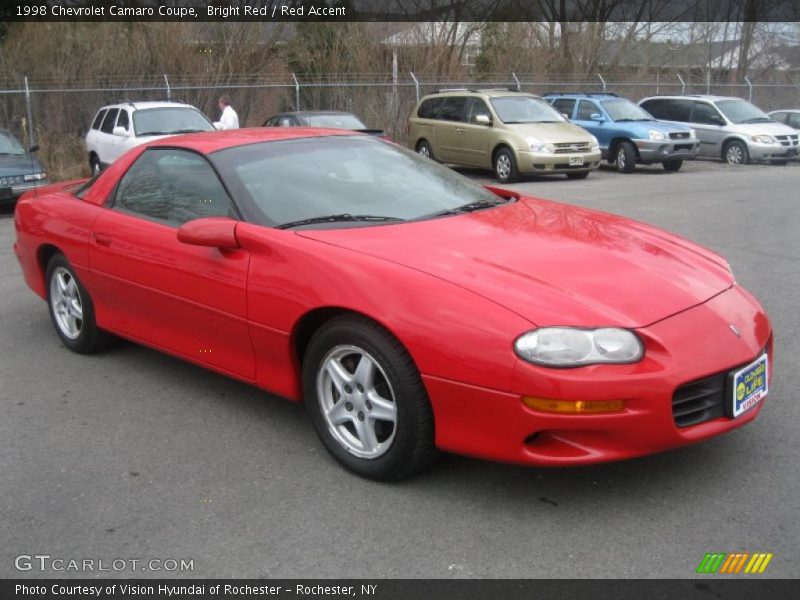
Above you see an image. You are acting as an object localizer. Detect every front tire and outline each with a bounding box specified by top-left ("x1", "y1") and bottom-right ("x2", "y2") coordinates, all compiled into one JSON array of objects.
[
  {"x1": 46, "y1": 254, "x2": 112, "y2": 353},
  {"x1": 494, "y1": 147, "x2": 520, "y2": 183},
  {"x1": 723, "y1": 140, "x2": 749, "y2": 165},
  {"x1": 615, "y1": 141, "x2": 637, "y2": 173},
  {"x1": 302, "y1": 315, "x2": 436, "y2": 481},
  {"x1": 662, "y1": 159, "x2": 683, "y2": 172},
  {"x1": 566, "y1": 171, "x2": 590, "y2": 179}
]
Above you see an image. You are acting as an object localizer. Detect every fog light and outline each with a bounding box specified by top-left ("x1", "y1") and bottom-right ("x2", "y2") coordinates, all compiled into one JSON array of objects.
[{"x1": 522, "y1": 396, "x2": 624, "y2": 414}]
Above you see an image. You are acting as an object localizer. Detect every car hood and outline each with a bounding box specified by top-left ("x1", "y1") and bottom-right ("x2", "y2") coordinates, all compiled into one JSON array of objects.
[
  {"x1": 620, "y1": 120, "x2": 693, "y2": 135},
  {"x1": 727, "y1": 121, "x2": 797, "y2": 136},
  {"x1": 298, "y1": 197, "x2": 734, "y2": 328},
  {"x1": 0, "y1": 153, "x2": 42, "y2": 177},
  {"x1": 502, "y1": 122, "x2": 594, "y2": 143}
]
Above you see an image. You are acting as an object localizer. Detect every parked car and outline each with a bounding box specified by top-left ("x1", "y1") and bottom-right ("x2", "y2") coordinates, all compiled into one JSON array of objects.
[
  {"x1": 409, "y1": 89, "x2": 601, "y2": 183},
  {"x1": 14, "y1": 128, "x2": 772, "y2": 480},
  {"x1": 639, "y1": 95, "x2": 799, "y2": 165},
  {"x1": 85, "y1": 101, "x2": 215, "y2": 174},
  {"x1": 263, "y1": 111, "x2": 389, "y2": 139},
  {"x1": 0, "y1": 129, "x2": 48, "y2": 207},
  {"x1": 544, "y1": 92, "x2": 699, "y2": 173},
  {"x1": 768, "y1": 109, "x2": 800, "y2": 134}
]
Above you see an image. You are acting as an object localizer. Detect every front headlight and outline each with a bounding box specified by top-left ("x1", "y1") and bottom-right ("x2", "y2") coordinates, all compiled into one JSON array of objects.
[
  {"x1": 589, "y1": 135, "x2": 599, "y2": 150},
  {"x1": 751, "y1": 134, "x2": 776, "y2": 144},
  {"x1": 648, "y1": 130, "x2": 665, "y2": 141},
  {"x1": 514, "y1": 327, "x2": 644, "y2": 367},
  {"x1": 689, "y1": 128, "x2": 697, "y2": 139},
  {"x1": 526, "y1": 138, "x2": 555, "y2": 153},
  {"x1": 23, "y1": 172, "x2": 47, "y2": 182}
]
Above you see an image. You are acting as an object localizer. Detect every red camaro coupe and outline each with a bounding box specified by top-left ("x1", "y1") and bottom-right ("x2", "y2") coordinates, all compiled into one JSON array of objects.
[{"x1": 14, "y1": 128, "x2": 772, "y2": 480}]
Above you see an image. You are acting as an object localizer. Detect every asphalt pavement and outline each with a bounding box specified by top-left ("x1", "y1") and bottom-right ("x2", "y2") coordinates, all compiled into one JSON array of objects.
[{"x1": 1, "y1": 159, "x2": 799, "y2": 578}]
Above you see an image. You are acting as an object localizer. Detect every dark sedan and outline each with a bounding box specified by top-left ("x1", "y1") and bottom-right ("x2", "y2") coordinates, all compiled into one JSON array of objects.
[
  {"x1": 0, "y1": 130, "x2": 48, "y2": 207},
  {"x1": 262, "y1": 111, "x2": 389, "y2": 139}
]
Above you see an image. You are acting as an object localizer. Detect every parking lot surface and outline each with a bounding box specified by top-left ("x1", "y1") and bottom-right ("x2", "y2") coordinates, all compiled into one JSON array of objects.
[{"x1": 1, "y1": 159, "x2": 799, "y2": 578}]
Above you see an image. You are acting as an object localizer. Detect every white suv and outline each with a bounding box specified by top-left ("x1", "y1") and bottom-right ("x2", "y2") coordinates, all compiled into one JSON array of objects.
[{"x1": 85, "y1": 101, "x2": 215, "y2": 174}]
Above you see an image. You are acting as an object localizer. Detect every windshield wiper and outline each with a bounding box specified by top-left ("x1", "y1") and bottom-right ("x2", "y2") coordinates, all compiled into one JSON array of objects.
[
  {"x1": 137, "y1": 131, "x2": 170, "y2": 136},
  {"x1": 276, "y1": 214, "x2": 403, "y2": 230},
  {"x1": 170, "y1": 128, "x2": 208, "y2": 134},
  {"x1": 740, "y1": 117, "x2": 771, "y2": 124},
  {"x1": 428, "y1": 199, "x2": 503, "y2": 218}
]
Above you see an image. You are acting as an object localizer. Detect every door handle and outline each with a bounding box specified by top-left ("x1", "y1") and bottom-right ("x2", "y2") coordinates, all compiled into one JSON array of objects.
[
  {"x1": 455, "y1": 127, "x2": 465, "y2": 133},
  {"x1": 94, "y1": 232, "x2": 112, "y2": 247}
]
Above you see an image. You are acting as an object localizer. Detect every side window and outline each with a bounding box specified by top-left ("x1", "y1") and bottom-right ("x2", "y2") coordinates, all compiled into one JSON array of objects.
[
  {"x1": 551, "y1": 98, "x2": 576, "y2": 118},
  {"x1": 91, "y1": 109, "x2": 107, "y2": 130},
  {"x1": 691, "y1": 102, "x2": 723, "y2": 125},
  {"x1": 787, "y1": 113, "x2": 800, "y2": 129},
  {"x1": 438, "y1": 97, "x2": 467, "y2": 122},
  {"x1": 644, "y1": 99, "x2": 692, "y2": 121},
  {"x1": 576, "y1": 100, "x2": 600, "y2": 120},
  {"x1": 417, "y1": 98, "x2": 442, "y2": 119},
  {"x1": 465, "y1": 98, "x2": 492, "y2": 124},
  {"x1": 100, "y1": 108, "x2": 119, "y2": 134},
  {"x1": 116, "y1": 110, "x2": 130, "y2": 132},
  {"x1": 114, "y1": 148, "x2": 235, "y2": 226},
  {"x1": 769, "y1": 112, "x2": 786, "y2": 124}
]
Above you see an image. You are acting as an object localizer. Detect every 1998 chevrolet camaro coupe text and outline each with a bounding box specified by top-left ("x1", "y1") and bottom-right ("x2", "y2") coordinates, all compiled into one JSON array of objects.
[{"x1": 13, "y1": 128, "x2": 772, "y2": 480}]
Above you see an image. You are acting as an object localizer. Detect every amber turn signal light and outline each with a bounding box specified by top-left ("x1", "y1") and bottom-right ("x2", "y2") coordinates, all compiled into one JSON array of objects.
[{"x1": 522, "y1": 397, "x2": 625, "y2": 414}]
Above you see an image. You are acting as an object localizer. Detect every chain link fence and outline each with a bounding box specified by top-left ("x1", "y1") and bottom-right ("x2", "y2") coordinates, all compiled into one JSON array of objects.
[{"x1": 2, "y1": 71, "x2": 800, "y2": 180}]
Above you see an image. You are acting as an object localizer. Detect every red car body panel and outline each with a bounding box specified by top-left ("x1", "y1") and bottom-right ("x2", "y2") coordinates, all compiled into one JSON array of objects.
[{"x1": 13, "y1": 128, "x2": 773, "y2": 467}]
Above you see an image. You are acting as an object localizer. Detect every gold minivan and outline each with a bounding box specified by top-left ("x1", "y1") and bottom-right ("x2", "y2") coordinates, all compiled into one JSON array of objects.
[{"x1": 409, "y1": 89, "x2": 601, "y2": 183}]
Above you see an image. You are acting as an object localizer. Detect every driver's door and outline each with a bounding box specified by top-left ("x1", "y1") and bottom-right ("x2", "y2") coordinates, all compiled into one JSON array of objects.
[{"x1": 88, "y1": 147, "x2": 255, "y2": 380}]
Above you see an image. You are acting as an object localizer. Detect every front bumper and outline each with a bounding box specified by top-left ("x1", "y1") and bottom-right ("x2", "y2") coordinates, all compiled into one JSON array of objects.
[
  {"x1": 632, "y1": 139, "x2": 699, "y2": 162},
  {"x1": 516, "y1": 149, "x2": 602, "y2": 174},
  {"x1": 0, "y1": 181, "x2": 49, "y2": 204},
  {"x1": 748, "y1": 142, "x2": 799, "y2": 161},
  {"x1": 425, "y1": 285, "x2": 772, "y2": 466}
]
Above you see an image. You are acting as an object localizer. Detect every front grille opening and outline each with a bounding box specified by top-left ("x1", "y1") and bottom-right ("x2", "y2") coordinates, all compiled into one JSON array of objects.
[{"x1": 672, "y1": 372, "x2": 726, "y2": 428}]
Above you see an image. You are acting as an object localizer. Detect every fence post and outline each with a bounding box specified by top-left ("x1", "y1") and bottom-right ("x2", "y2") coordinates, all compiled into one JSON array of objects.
[
  {"x1": 598, "y1": 73, "x2": 606, "y2": 91},
  {"x1": 677, "y1": 73, "x2": 686, "y2": 95},
  {"x1": 410, "y1": 71, "x2": 419, "y2": 104},
  {"x1": 163, "y1": 74, "x2": 171, "y2": 101},
  {"x1": 23, "y1": 76, "x2": 34, "y2": 147},
  {"x1": 292, "y1": 73, "x2": 300, "y2": 111},
  {"x1": 512, "y1": 72, "x2": 521, "y2": 91},
  {"x1": 744, "y1": 75, "x2": 753, "y2": 102},
  {"x1": 706, "y1": 70, "x2": 711, "y2": 94}
]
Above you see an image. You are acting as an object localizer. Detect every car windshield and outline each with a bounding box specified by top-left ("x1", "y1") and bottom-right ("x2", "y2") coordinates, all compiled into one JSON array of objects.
[
  {"x1": 211, "y1": 136, "x2": 503, "y2": 228},
  {"x1": 601, "y1": 99, "x2": 653, "y2": 121},
  {"x1": 0, "y1": 132, "x2": 26, "y2": 154},
  {"x1": 133, "y1": 107, "x2": 214, "y2": 136},
  {"x1": 490, "y1": 96, "x2": 565, "y2": 124},
  {"x1": 301, "y1": 114, "x2": 367, "y2": 129},
  {"x1": 716, "y1": 100, "x2": 771, "y2": 124}
]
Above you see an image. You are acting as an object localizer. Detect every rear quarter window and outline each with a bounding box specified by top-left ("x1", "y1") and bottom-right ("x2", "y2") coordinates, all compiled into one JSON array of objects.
[
  {"x1": 91, "y1": 109, "x2": 107, "y2": 130},
  {"x1": 100, "y1": 108, "x2": 119, "y2": 134}
]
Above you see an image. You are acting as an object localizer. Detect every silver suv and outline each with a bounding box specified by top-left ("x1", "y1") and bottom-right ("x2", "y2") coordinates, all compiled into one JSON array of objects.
[{"x1": 639, "y1": 95, "x2": 799, "y2": 165}]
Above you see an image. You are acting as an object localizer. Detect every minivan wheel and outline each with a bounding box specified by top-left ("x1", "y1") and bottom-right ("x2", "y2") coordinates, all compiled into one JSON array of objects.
[
  {"x1": 494, "y1": 147, "x2": 520, "y2": 183},
  {"x1": 303, "y1": 315, "x2": 436, "y2": 481},
  {"x1": 724, "y1": 140, "x2": 749, "y2": 165},
  {"x1": 615, "y1": 142, "x2": 637, "y2": 173},
  {"x1": 416, "y1": 140, "x2": 434, "y2": 161}
]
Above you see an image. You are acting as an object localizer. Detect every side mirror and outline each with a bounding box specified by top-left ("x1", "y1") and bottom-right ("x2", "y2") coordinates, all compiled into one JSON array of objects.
[
  {"x1": 590, "y1": 113, "x2": 605, "y2": 122},
  {"x1": 710, "y1": 116, "x2": 725, "y2": 126},
  {"x1": 177, "y1": 217, "x2": 239, "y2": 249},
  {"x1": 474, "y1": 114, "x2": 492, "y2": 126},
  {"x1": 112, "y1": 126, "x2": 129, "y2": 137},
  {"x1": 28, "y1": 144, "x2": 39, "y2": 153}
]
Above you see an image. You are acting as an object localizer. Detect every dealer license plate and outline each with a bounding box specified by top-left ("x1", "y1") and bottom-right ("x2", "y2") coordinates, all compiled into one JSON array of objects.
[
  {"x1": 569, "y1": 156, "x2": 584, "y2": 166},
  {"x1": 731, "y1": 353, "x2": 768, "y2": 418}
]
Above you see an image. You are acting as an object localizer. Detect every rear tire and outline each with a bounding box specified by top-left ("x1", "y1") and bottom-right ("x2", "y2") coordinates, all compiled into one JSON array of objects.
[
  {"x1": 89, "y1": 154, "x2": 101, "y2": 176},
  {"x1": 662, "y1": 159, "x2": 683, "y2": 172},
  {"x1": 615, "y1": 141, "x2": 637, "y2": 173},
  {"x1": 494, "y1": 147, "x2": 520, "y2": 183},
  {"x1": 302, "y1": 315, "x2": 436, "y2": 481},
  {"x1": 45, "y1": 254, "x2": 113, "y2": 354},
  {"x1": 416, "y1": 140, "x2": 435, "y2": 161},
  {"x1": 566, "y1": 171, "x2": 590, "y2": 179}
]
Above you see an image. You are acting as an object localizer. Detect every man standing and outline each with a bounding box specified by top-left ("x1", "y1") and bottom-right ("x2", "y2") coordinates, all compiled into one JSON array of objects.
[{"x1": 215, "y1": 96, "x2": 240, "y2": 130}]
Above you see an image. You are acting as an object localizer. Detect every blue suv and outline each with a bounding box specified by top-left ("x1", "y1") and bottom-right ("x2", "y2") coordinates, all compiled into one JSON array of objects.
[{"x1": 543, "y1": 93, "x2": 699, "y2": 173}]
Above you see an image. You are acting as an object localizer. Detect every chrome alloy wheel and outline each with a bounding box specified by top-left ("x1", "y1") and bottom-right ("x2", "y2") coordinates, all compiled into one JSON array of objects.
[
  {"x1": 726, "y1": 144, "x2": 744, "y2": 164},
  {"x1": 496, "y1": 153, "x2": 512, "y2": 179},
  {"x1": 316, "y1": 345, "x2": 397, "y2": 459},
  {"x1": 617, "y1": 147, "x2": 627, "y2": 170},
  {"x1": 417, "y1": 145, "x2": 431, "y2": 158},
  {"x1": 50, "y1": 267, "x2": 83, "y2": 339}
]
